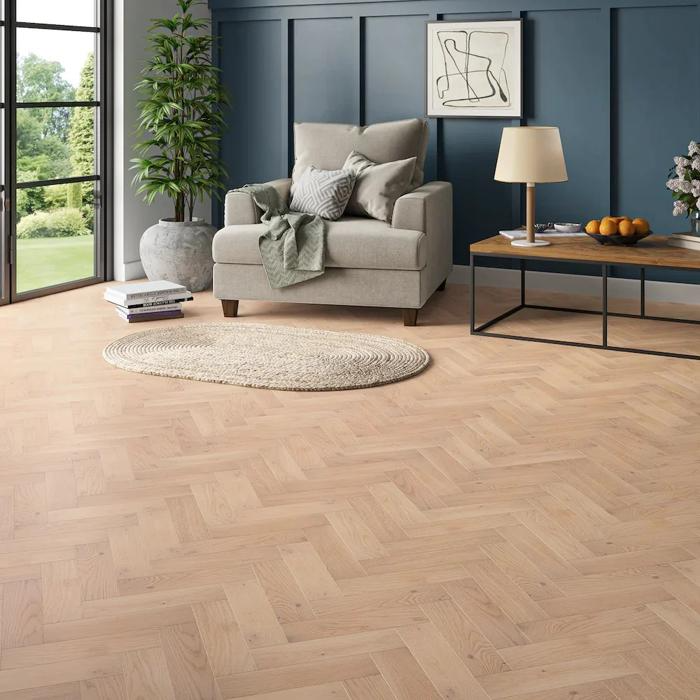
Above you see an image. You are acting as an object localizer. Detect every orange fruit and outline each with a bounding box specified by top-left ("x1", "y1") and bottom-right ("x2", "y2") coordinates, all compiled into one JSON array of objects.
[
  {"x1": 585, "y1": 219, "x2": 600, "y2": 234},
  {"x1": 619, "y1": 220, "x2": 635, "y2": 237},
  {"x1": 632, "y1": 217, "x2": 650, "y2": 234},
  {"x1": 610, "y1": 216, "x2": 631, "y2": 224},
  {"x1": 599, "y1": 219, "x2": 618, "y2": 236}
]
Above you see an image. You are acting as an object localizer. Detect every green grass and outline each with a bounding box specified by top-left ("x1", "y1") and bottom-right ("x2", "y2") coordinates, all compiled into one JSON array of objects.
[{"x1": 16, "y1": 236, "x2": 94, "y2": 294}]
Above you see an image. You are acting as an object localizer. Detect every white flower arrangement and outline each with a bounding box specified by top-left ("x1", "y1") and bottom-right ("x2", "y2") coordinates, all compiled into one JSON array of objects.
[{"x1": 668, "y1": 142, "x2": 700, "y2": 216}]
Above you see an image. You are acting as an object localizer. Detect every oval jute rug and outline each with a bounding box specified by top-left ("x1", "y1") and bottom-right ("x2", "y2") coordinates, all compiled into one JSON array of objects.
[{"x1": 103, "y1": 322, "x2": 430, "y2": 391}]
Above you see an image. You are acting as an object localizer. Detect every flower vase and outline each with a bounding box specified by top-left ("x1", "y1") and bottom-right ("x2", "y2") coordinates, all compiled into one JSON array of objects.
[{"x1": 691, "y1": 211, "x2": 700, "y2": 236}]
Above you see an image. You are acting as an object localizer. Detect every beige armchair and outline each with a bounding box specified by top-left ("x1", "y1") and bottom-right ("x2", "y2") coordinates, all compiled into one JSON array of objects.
[{"x1": 213, "y1": 119, "x2": 453, "y2": 325}]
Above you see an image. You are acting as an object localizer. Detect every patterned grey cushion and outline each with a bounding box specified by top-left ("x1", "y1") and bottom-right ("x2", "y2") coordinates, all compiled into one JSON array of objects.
[{"x1": 290, "y1": 166, "x2": 356, "y2": 221}]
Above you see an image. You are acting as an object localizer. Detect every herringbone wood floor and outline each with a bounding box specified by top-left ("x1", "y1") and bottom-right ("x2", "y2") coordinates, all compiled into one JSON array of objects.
[{"x1": 1, "y1": 281, "x2": 700, "y2": 699}]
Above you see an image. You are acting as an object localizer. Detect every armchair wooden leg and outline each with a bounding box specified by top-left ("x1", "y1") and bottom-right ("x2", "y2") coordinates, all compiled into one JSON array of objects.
[
  {"x1": 221, "y1": 300, "x2": 239, "y2": 318},
  {"x1": 437, "y1": 278, "x2": 447, "y2": 291},
  {"x1": 403, "y1": 308, "x2": 418, "y2": 326}
]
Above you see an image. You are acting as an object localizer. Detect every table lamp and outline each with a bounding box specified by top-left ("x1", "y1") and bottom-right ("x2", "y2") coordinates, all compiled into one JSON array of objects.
[{"x1": 494, "y1": 126, "x2": 568, "y2": 247}]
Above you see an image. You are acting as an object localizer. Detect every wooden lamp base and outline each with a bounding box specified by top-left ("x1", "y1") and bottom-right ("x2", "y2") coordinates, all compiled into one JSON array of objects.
[{"x1": 510, "y1": 182, "x2": 551, "y2": 248}]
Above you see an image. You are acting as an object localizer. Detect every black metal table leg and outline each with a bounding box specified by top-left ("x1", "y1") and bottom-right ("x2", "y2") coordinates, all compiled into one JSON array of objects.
[
  {"x1": 520, "y1": 259, "x2": 526, "y2": 306},
  {"x1": 470, "y1": 254, "x2": 476, "y2": 334},
  {"x1": 602, "y1": 263, "x2": 608, "y2": 348},
  {"x1": 640, "y1": 267, "x2": 646, "y2": 318}
]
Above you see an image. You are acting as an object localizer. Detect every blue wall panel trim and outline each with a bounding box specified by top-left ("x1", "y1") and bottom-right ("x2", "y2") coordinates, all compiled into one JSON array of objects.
[
  {"x1": 218, "y1": 18, "x2": 283, "y2": 230},
  {"x1": 212, "y1": 0, "x2": 700, "y2": 284}
]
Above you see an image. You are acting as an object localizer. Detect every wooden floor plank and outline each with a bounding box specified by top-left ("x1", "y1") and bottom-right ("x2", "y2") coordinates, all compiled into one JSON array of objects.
[
  {"x1": 122, "y1": 648, "x2": 176, "y2": 700},
  {"x1": 217, "y1": 655, "x2": 375, "y2": 698},
  {"x1": 397, "y1": 622, "x2": 490, "y2": 699},
  {"x1": 370, "y1": 647, "x2": 441, "y2": 700}
]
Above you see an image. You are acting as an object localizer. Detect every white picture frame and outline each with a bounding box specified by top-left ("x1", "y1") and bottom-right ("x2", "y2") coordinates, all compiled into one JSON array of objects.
[{"x1": 427, "y1": 19, "x2": 523, "y2": 118}]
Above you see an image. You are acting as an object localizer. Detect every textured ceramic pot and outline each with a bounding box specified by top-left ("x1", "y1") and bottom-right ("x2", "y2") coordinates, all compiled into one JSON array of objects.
[{"x1": 140, "y1": 217, "x2": 216, "y2": 292}]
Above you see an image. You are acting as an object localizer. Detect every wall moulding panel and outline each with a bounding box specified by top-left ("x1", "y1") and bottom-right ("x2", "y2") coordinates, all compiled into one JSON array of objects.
[{"x1": 210, "y1": 0, "x2": 700, "y2": 286}]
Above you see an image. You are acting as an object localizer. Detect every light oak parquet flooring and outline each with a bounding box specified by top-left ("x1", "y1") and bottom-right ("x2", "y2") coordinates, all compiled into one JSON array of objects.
[{"x1": 1, "y1": 281, "x2": 700, "y2": 698}]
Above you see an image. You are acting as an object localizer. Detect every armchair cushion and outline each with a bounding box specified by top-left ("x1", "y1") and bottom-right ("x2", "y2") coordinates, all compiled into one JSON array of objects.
[
  {"x1": 342, "y1": 151, "x2": 416, "y2": 222},
  {"x1": 292, "y1": 119, "x2": 428, "y2": 191},
  {"x1": 214, "y1": 217, "x2": 427, "y2": 271}
]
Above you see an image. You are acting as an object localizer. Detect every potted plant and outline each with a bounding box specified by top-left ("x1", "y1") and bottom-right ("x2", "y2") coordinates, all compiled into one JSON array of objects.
[
  {"x1": 667, "y1": 140, "x2": 700, "y2": 235},
  {"x1": 132, "y1": 0, "x2": 228, "y2": 291}
]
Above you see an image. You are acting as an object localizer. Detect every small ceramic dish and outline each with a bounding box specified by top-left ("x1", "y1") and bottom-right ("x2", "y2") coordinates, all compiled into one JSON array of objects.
[{"x1": 553, "y1": 222, "x2": 582, "y2": 233}]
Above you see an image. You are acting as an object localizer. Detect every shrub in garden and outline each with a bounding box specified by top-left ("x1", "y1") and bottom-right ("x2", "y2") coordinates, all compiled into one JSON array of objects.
[
  {"x1": 45, "y1": 183, "x2": 69, "y2": 210},
  {"x1": 16, "y1": 208, "x2": 90, "y2": 239},
  {"x1": 67, "y1": 182, "x2": 83, "y2": 210}
]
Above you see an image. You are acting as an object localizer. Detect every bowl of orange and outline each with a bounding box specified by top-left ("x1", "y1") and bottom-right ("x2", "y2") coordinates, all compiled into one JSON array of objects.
[{"x1": 584, "y1": 216, "x2": 652, "y2": 245}]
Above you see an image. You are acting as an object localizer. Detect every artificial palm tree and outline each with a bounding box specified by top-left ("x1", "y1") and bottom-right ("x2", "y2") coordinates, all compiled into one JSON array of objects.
[{"x1": 132, "y1": 0, "x2": 227, "y2": 222}]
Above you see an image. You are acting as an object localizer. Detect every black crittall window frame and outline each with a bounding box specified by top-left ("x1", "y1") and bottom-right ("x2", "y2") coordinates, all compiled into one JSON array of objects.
[{"x1": 0, "y1": 0, "x2": 112, "y2": 306}]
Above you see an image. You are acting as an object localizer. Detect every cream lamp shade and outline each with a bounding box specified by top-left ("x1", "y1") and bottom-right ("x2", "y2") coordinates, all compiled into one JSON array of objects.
[
  {"x1": 494, "y1": 126, "x2": 568, "y2": 248},
  {"x1": 494, "y1": 126, "x2": 568, "y2": 184}
]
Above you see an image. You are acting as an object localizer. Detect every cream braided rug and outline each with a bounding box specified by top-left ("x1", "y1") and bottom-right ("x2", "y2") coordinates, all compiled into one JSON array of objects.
[{"x1": 103, "y1": 322, "x2": 430, "y2": 391}]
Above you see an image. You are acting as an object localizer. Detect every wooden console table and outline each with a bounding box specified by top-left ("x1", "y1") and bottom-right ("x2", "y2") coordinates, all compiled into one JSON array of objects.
[{"x1": 469, "y1": 235, "x2": 700, "y2": 361}]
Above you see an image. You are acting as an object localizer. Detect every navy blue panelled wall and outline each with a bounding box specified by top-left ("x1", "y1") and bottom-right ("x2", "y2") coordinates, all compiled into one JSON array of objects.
[{"x1": 210, "y1": 0, "x2": 700, "y2": 268}]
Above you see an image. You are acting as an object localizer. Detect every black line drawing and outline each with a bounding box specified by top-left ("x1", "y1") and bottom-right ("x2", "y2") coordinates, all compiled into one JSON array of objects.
[{"x1": 435, "y1": 30, "x2": 511, "y2": 109}]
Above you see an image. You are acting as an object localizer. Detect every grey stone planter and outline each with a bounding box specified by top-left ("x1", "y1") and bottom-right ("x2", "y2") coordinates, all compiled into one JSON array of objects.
[{"x1": 140, "y1": 217, "x2": 216, "y2": 292}]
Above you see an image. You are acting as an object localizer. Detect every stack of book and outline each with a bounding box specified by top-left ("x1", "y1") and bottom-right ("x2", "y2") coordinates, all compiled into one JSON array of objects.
[
  {"x1": 499, "y1": 228, "x2": 586, "y2": 240},
  {"x1": 104, "y1": 280, "x2": 193, "y2": 322},
  {"x1": 667, "y1": 232, "x2": 700, "y2": 251}
]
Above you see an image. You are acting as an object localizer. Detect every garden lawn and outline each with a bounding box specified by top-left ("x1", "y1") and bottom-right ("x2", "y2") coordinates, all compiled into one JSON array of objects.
[{"x1": 16, "y1": 236, "x2": 94, "y2": 293}]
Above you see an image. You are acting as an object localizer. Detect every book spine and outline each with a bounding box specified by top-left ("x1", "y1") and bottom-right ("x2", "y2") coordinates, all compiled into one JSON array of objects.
[
  {"x1": 105, "y1": 290, "x2": 188, "y2": 303},
  {"x1": 670, "y1": 233, "x2": 700, "y2": 242},
  {"x1": 109, "y1": 296, "x2": 193, "y2": 309},
  {"x1": 667, "y1": 239, "x2": 700, "y2": 251},
  {"x1": 117, "y1": 302, "x2": 182, "y2": 314},
  {"x1": 123, "y1": 311, "x2": 185, "y2": 322},
  {"x1": 120, "y1": 288, "x2": 185, "y2": 301}
]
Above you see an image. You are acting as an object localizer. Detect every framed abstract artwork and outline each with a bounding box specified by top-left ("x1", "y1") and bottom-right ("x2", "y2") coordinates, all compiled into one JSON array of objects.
[{"x1": 427, "y1": 19, "x2": 523, "y2": 118}]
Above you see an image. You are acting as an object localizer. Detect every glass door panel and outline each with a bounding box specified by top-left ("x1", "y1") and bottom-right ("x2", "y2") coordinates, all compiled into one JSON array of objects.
[
  {"x1": 9, "y1": 0, "x2": 106, "y2": 301},
  {"x1": 16, "y1": 29, "x2": 96, "y2": 101},
  {"x1": 17, "y1": 0, "x2": 96, "y2": 27},
  {"x1": 15, "y1": 183, "x2": 96, "y2": 293}
]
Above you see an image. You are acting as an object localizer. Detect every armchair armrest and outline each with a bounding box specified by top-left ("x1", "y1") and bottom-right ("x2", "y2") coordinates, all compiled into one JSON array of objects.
[
  {"x1": 224, "y1": 178, "x2": 292, "y2": 226},
  {"x1": 393, "y1": 181, "x2": 452, "y2": 299},
  {"x1": 392, "y1": 181, "x2": 452, "y2": 234}
]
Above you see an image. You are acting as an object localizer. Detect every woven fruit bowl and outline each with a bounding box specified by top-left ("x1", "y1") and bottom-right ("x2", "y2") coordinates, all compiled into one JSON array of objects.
[{"x1": 585, "y1": 230, "x2": 652, "y2": 246}]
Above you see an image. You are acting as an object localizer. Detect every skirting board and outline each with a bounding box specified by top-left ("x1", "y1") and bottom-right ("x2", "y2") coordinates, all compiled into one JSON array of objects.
[
  {"x1": 449, "y1": 264, "x2": 700, "y2": 305},
  {"x1": 114, "y1": 259, "x2": 145, "y2": 282}
]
